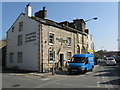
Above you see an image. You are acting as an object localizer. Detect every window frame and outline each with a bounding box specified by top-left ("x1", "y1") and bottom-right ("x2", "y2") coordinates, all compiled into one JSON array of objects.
[
  {"x1": 67, "y1": 52, "x2": 72, "y2": 61},
  {"x1": 67, "y1": 37, "x2": 72, "y2": 46},
  {"x1": 19, "y1": 22, "x2": 23, "y2": 31},
  {"x1": 17, "y1": 52, "x2": 23, "y2": 63},
  {"x1": 48, "y1": 48, "x2": 55, "y2": 63},
  {"x1": 12, "y1": 27, "x2": 14, "y2": 32},
  {"x1": 9, "y1": 52, "x2": 14, "y2": 63},
  {"x1": 49, "y1": 33, "x2": 54, "y2": 45},
  {"x1": 18, "y1": 35, "x2": 23, "y2": 46}
]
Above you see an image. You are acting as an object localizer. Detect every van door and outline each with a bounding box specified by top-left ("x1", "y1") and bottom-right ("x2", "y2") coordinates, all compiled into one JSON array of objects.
[{"x1": 85, "y1": 59, "x2": 91, "y2": 71}]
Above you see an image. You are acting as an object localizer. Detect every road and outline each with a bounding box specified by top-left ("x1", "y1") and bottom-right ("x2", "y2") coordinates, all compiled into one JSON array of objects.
[{"x1": 2, "y1": 61, "x2": 120, "y2": 89}]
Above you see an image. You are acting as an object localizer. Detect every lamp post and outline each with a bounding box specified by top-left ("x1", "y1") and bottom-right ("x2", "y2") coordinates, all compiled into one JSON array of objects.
[
  {"x1": 85, "y1": 17, "x2": 98, "y2": 22},
  {"x1": 84, "y1": 17, "x2": 98, "y2": 54}
]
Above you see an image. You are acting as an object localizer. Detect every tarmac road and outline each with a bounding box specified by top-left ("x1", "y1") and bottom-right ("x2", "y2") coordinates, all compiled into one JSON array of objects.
[{"x1": 2, "y1": 61, "x2": 120, "y2": 89}]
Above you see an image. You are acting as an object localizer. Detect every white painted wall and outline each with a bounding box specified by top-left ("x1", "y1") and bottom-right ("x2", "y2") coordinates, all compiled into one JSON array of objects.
[
  {"x1": 6, "y1": 14, "x2": 39, "y2": 71},
  {"x1": 87, "y1": 34, "x2": 94, "y2": 53}
]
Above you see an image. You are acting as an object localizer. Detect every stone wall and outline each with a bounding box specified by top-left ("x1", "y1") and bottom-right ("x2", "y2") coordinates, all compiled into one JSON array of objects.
[{"x1": 41, "y1": 24, "x2": 87, "y2": 72}]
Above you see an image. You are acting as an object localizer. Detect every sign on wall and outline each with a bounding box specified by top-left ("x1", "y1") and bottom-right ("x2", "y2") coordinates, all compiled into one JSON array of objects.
[{"x1": 25, "y1": 32, "x2": 37, "y2": 42}]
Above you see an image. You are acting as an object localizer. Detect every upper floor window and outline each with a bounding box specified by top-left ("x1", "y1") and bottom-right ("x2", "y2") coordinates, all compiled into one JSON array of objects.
[
  {"x1": 19, "y1": 22, "x2": 23, "y2": 31},
  {"x1": 9, "y1": 52, "x2": 14, "y2": 63},
  {"x1": 67, "y1": 52, "x2": 72, "y2": 61},
  {"x1": 49, "y1": 33, "x2": 54, "y2": 44},
  {"x1": 18, "y1": 35, "x2": 23, "y2": 46},
  {"x1": 12, "y1": 27, "x2": 14, "y2": 32},
  {"x1": 17, "y1": 52, "x2": 23, "y2": 63},
  {"x1": 68, "y1": 37, "x2": 71, "y2": 46}
]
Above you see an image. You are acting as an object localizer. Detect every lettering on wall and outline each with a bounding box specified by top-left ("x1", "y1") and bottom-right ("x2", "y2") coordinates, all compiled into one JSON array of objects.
[
  {"x1": 25, "y1": 32, "x2": 36, "y2": 42},
  {"x1": 56, "y1": 38, "x2": 67, "y2": 43}
]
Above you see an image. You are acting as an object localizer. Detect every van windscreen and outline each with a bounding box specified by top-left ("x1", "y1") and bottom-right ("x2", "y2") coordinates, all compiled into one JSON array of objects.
[{"x1": 71, "y1": 57, "x2": 88, "y2": 63}]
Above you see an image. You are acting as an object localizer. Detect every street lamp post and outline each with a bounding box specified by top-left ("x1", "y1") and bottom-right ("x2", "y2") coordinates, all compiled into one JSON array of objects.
[
  {"x1": 84, "y1": 17, "x2": 98, "y2": 54},
  {"x1": 85, "y1": 17, "x2": 98, "y2": 22}
]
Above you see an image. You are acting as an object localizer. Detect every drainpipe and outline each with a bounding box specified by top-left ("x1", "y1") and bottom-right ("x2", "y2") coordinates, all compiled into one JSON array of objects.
[
  {"x1": 74, "y1": 33, "x2": 75, "y2": 54},
  {"x1": 38, "y1": 23, "x2": 43, "y2": 72}
]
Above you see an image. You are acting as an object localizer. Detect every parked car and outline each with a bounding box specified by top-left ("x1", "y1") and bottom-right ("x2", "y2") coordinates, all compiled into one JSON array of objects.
[
  {"x1": 113, "y1": 56, "x2": 120, "y2": 62},
  {"x1": 106, "y1": 57, "x2": 116, "y2": 65},
  {"x1": 68, "y1": 54, "x2": 94, "y2": 74}
]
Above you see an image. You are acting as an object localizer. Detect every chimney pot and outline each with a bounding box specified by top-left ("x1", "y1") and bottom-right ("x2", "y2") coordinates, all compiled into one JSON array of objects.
[
  {"x1": 35, "y1": 7, "x2": 47, "y2": 19},
  {"x1": 25, "y1": 3, "x2": 32, "y2": 17}
]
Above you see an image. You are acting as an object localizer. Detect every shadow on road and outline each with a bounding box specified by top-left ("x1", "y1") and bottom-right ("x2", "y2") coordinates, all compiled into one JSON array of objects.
[
  {"x1": 99, "y1": 78, "x2": 120, "y2": 85},
  {"x1": 2, "y1": 67, "x2": 36, "y2": 74},
  {"x1": 94, "y1": 62, "x2": 120, "y2": 86},
  {"x1": 55, "y1": 70, "x2": 79, "y2": 76}
]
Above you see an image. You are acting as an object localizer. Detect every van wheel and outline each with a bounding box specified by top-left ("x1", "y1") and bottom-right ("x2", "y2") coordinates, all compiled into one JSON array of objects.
[
  {"x1": 83, "y1": 69, "x2": 87, "y2": 74},
  {"x1": 90, "y1": 66, "x2": 94, "y2": 72},
  {"x1": 68, "y1": 69, "x2": 72, "y2": 74}
]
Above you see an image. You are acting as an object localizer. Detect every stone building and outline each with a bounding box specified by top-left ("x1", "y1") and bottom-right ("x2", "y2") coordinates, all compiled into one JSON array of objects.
[
  {"x1": 6, "y1": 4, "x2": 93, "y2": 72},
  {"x1": 0, "y1": 40, "x2": 6, "y2": 67}
]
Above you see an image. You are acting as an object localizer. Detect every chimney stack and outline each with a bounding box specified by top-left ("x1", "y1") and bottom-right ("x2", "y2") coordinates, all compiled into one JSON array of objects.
[
  {"x1": 25, "y1": 3, "x2": 32, "y2": 17},
  {"x1": 73, "y1": 19, "x2": 86, "y2": 32},
  {"x1": 35, "y1": 7, "x2": 47, "y2": 19}
]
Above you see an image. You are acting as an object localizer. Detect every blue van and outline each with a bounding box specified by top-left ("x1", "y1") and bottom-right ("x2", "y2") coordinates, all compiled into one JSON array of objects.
[{"x1": 68, "y1": 54, "x2": 94, "y2": 74}]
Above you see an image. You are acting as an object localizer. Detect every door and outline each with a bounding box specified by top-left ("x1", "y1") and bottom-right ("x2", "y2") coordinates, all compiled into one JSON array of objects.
[
  {"x1": 85, "y1": 59, "x2": 91, "y2": 71},
  {"x1": 60, "y1": 54, "x2": 64, "y2": 67}
]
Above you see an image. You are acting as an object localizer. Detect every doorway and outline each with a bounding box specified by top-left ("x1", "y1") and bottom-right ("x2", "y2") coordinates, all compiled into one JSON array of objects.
[{"x1": 60, "y1": 54, "x2": 64, "y2": 67}]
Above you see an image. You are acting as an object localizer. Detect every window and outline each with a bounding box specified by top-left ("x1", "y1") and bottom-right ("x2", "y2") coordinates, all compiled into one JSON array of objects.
[
  {"x1": 68, "y1": 37, "x2": 71, "y2": 46},
  {"x1": 19, "y1": 22, "x2": 23, "y2": 31},
  {"x1": 18, "y1": 35, "x2": 23, "y2": 46},
  {"x1": 67, "y1": 52, "x2": 72, "y2": 61},
  {"x1": 17, "y1": 52, "x2": 22, "y2": 63},
  {"x1": 10, "y1": 53, "x2": 14, "y2": 63},
  {"x1": 49, "y1": 33, "x2": 54, "y2": 44},
  {"x1": 77, "y1": 34, "x2": 79, "y2": 43},
  {"x1": 49, "y1": 48, "x2": 55, "y2": 63},
  {"x1": 12, "y1": 27, "x2": 14, "y2": 32},
  {"x1": 77, "y1": 45, "x2": 80, "y2": 54}
]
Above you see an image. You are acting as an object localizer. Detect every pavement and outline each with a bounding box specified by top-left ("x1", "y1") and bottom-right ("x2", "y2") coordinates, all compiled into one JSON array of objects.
[{"x1": 2, "y1": 64, "x2": 100, "y2": 78}]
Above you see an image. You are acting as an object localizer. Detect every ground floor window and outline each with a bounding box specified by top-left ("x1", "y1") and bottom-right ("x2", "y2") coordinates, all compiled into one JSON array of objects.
[
  {"x1": 17, "y1": 52, "x2": 22, "y2": 63},
  {"x1": 10, "y1": 52, "x2": 14, "y2": 63},
  {"x1": 67, "y1": 52, "x2": 72, "y2": 61},
  {"x1": 77, "y1": 45, "x2": 80, "y2": 54},
  {"x1": 49, "y1": 48, "x2": 55, "y2": 63}
]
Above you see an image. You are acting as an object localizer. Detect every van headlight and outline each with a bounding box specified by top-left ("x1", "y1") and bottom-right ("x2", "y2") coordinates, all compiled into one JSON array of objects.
[{"x1": 79, "y1": 67, "x2": 85, "y2": 70}]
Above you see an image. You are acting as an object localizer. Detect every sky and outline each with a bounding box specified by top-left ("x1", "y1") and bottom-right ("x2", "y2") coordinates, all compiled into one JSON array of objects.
[{"x1": 2, "y1": 2, "x2": 118, "y2": 51}]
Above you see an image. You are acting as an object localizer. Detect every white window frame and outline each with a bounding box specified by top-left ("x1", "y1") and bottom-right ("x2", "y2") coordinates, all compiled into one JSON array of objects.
[
  {"x1": 49, "y1": 33, "x2": 54, "y2": 45},
  {"x1": 68, "y1": 37, "x2": 72, "y2": 46},
  {"x1": 49, "y1": 48, "x2": 55, "y2": 63},
  {"x1": 17, "y1": 52, "x2": 22, "y2": 63},
  {"x1": 67, "y1": 52, "x2": 72, "y2": 61}
]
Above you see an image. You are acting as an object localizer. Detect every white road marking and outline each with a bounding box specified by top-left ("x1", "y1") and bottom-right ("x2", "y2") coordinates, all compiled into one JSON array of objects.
[
  {"x1": 34, "y1": 78, "x2": 68, "y2": 88},
  {"x1": 41, "y1": 78, "x2": 50, "y2": 81},
  {"x1": 98, "y1": 67, "x2": 114, "y2": 88},
  {"x1": 55, "y1": 82, "x2": 106, "y2": 88}
]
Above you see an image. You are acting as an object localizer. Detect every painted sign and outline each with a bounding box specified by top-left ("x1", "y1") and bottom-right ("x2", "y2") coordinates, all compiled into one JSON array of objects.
[
  {"x1": 56, "y1": 37, "x2": 67, "y2": 43},
  {"x1": 25, "y1": 32, "x2": 36, "y2": 42}
]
